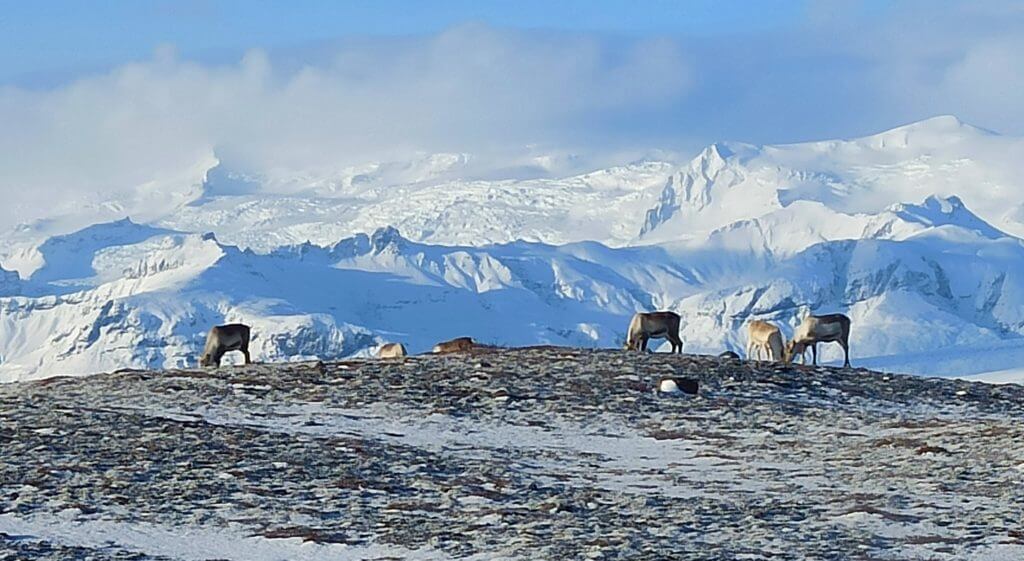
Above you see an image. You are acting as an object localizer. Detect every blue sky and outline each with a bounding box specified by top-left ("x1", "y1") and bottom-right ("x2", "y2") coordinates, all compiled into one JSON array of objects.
[
  {"x1": 1, "y1": 0, "x2": 1023, "y2": 226},
  {"x1": 1, "y1": 0, "x2": 885, "y2": 85}
]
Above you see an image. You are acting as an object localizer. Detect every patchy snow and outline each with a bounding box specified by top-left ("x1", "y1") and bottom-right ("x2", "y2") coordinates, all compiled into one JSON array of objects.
[
  {"x1": 0, "y1": 512, "x2": 452, "y2": 561},
  {"x1": 3, "y1": 349, "x2": 1022, "y2": 558}
]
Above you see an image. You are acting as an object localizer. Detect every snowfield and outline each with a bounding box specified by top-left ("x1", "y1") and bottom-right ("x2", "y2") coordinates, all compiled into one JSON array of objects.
[{"x1": 3, "y1": 116, "x2": 1024, "y2": 381}]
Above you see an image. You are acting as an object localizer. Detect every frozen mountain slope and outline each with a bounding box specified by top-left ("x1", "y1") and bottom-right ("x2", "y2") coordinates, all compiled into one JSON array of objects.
[
  {"x1": 157, "y1": 160, "x2": 675, "y2": 251},
  {"x1": 3, "y1": 117, "x2": 1024, "y2": 381},
  {"x1": 0, "y1": 222, "x2": 684, "y2": 381},
  {"x1": 0, "y1": 224, "x2": 378, "y2": 381},
  {"x1": 3, "y1": 192, "x2": 1024, "y2": 381},
  {"x1": 640, "y1": 116, "x2": 1024, "y2": 250}
]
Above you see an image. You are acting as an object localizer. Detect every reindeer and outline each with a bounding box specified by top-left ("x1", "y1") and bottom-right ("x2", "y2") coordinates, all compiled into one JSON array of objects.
[
  {"x1": 432, "y1": 337, "x2": 475, "y2": 354},
  {"x1": 784, "y1": 313, "x2": 852, "y2": 367},
  {"x1": 746, "y1": 320, "x2": 784, "y2": 361},
  {"x1": 378, "y1": 342, "x2": 408, "y2": 358},
  {"x1": 624, "y1": 311, "x2": 682, "y2": 353},
  {"x1": 199, "y1": 323, "x2": 251, "y2": 368}
]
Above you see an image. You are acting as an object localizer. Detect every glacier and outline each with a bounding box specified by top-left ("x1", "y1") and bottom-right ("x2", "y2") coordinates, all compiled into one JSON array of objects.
[{"x1": 2, "y1": 115, "x2": 1024, "y2": 382}]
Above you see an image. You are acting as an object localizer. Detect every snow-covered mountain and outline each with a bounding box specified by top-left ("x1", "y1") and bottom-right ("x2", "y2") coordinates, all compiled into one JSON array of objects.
[{"x1": 3, "y1": 115, "x2": 1024, "y2": 382}]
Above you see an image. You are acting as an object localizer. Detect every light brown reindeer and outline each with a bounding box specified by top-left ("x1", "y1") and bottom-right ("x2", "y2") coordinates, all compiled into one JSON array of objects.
[
  {"x1": 624, "y1": 311, "x2": 682, "y2": 353},
  {"x1": 746, "y1": 320, "x2": 783, "y2": 362},
  {"x1": 378, "y1": 342, "x2": 407, "y2": 358},
  {"x1": 784, "y1": 313, "x2": 852, "y2": 367}
]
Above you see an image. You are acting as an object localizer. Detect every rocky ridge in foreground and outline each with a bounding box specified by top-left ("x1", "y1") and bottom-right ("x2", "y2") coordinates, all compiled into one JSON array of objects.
[{"x1": 2, "y1": 348, "x2": 1023, "y2": 560}]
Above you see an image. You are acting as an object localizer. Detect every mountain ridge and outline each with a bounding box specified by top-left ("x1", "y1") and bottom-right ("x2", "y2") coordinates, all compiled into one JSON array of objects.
[{"x1": 2, "y1": 116, "x2": 1024, "y2": 381}]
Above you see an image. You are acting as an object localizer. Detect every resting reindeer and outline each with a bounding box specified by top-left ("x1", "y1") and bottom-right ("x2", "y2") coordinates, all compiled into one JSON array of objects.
[
  {"x1": 784, "y1": 313, "x2": 852, "y2": 367},
  {"x1": 378, "y1": 342, "x2": 407, "y2": 358},
  {"x1": 624, "y1": 311, "x2": 682, "y2": 353},
  {"x1": 746, "y1": 320, "x2": 783, "y2": 361},
  {"x1": 199, "y1": 323, "x2": 251, "y2": 367},
  {"x1": 433, "y1": 337, "x2": 475, "y2": 354}
]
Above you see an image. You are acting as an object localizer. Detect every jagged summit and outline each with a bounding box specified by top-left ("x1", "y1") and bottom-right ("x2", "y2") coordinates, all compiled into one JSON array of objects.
[
  {"x1": 639, "y1": 142, "x2": 746, "y2": 236},
  {"x1": 863, "y1": 195, "x2": 1009, "y2": 241},
  {"x1": 370, "y1": 225, "x2": 408, "y2": 253},
  {"x1": 637, "y1": 115, "x2": 1023, "y2": 246}
]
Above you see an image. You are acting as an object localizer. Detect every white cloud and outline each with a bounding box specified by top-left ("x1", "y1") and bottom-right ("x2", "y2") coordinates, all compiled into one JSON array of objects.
[
  {"x1": 0, "y1": 25, "x2": 692, "y2": 230},
  {"x1": 1, "y1": 6, "x2": 1024, "y2": 233}
]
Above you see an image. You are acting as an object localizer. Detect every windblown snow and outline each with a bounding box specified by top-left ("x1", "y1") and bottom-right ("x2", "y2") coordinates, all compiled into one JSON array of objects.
[{"x1": 3, "y1": 115, "x2": 1024, "y2": 382}]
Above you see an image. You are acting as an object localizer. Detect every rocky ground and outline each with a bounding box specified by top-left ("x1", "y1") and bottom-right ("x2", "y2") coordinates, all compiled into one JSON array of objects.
[{"x1": 2, "y1": 347, "x2": 1024, "y2": 560}]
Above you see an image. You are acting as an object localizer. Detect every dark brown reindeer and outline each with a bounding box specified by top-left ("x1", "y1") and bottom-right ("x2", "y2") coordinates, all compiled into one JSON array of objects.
[
  {"x1": 199, "y1": 323, "x2": 252, "y2": 367},
  {"x1": 432, "y1": 337, "x2": 475, "y2": 354},
  {"x1": 624, "y1": 311, "x2": 682, "y2": 353}
]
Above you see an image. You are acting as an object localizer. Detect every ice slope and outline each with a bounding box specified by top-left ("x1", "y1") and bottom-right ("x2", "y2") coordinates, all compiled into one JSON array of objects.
[
  {"x1": 641, "y1": 116, "x2": 1024, "y2": 248},
  {"x1": 155, "y1": 116, "x2": 1024, "y2": 261},
  {"x1": 0, "y1": 221, "x2": 695, "y2": 381},
  {"x1": 3, "y1": 192, "x2": 1024, "y2": 381},
  {"x1": 0, "y1": 226, "x2": 373, "y2": 381},
  {"x1": 3, "y1": 116, "x2": 1024, "y2": 381},
  {"x1": 153, "y1": 159, "x2": 674, "y2": 253},
  {"x1": 3, "y1": 116, "x2": 1021, "y2": 261}
]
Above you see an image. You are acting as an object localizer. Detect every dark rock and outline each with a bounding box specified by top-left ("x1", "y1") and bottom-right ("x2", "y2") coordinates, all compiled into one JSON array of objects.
[{"x1": 674, "y1": 377, "x2": 699, "y2": 394}]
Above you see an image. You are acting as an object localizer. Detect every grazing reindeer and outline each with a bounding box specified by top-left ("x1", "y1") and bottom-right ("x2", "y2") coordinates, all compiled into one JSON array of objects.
[
  {"x1": 199, "y1": 323, "x2": 251, "y2": 368},
  {"x1": 624, "y1": 311, "x2": 683, "y2": 353},
  {"x1": 746, "y1": 320, "x2": 783, "y2": 362},
  {"x1": 784, "y1": 313, "x2": 852, "y2": 367},
  {"x1": 378, "y1": 343, "x2": 408, "y2": 358},
  {"x1": 432, "y1": 337, "x2": 475, "y2": 354}
]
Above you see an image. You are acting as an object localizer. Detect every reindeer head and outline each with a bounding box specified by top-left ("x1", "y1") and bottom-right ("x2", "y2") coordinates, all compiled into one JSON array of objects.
[
  {"x1": 783, "y1": 340, "x2": 806, "y2": 365},
  {"x1": 199, "y1": 352, "x2": 216, "y2": 368}
]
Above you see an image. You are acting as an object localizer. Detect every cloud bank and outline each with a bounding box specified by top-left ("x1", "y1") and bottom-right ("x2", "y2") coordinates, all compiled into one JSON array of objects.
[{"x1": 1, "y1": 3, "x2": 1024, "y2": 231}]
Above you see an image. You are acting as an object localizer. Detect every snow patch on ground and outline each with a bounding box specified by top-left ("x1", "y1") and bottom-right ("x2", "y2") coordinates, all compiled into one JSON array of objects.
[{"x1": 0, "y1": 512, "x2": 451, "y2": 561}]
